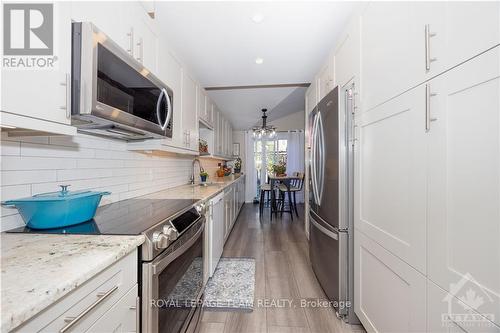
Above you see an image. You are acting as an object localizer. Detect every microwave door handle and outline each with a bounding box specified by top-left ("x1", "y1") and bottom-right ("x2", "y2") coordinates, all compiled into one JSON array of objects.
[
  {"x1": 156, "y1": 88, "x2": 171, "y2": 130},
  {"x1": 164, "y1": 89, "x2": 172, "y2": 129}
]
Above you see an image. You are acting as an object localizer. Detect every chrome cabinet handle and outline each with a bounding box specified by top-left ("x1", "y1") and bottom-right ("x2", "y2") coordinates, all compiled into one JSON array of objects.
[
  {"x1": 136, "y1": 37, "x2": 143, "y2": 63},
  {"x1": 59, "y1": 285, "x2": 118, "y2": 333},
  {"x1": 425, "y1": 84, "x2": 438, "y2": 132},
  {"x1": 60, "y1": 73, "x2": 71, "y2": 118},
  {"x1": 127, "y1": 28, "x2": 134, "y2": 55},
  {"x1": 130, "y1": 296, "x2": 140, "y2": 333},
  {"x1": 425, "y1": 24, "x2": 437, "y2": 71}
]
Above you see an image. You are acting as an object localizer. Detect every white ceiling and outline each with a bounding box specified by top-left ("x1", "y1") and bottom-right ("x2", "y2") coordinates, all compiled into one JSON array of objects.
[{"x1": 155, "y1": 2, "x2": 358, "y2": 130}]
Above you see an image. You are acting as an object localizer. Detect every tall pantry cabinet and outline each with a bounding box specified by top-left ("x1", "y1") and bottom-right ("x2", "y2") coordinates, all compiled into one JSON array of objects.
[{"x1": 353, "y1": 1, "x2": 500, "y2": 332}]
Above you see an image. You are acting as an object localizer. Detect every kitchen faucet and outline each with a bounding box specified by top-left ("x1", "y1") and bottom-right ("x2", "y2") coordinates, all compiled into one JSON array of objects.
[{"x1": 190, "y1": 158, "x2": 203, "y2": 185}]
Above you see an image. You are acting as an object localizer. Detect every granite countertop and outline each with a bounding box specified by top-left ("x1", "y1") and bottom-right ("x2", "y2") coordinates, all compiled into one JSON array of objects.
[
  {"x1": 0, "y1": 233, "x2": 144, "y2": 332},
  {"x1": 144, "y1": 173, "x2": 245, "y2": 201}
]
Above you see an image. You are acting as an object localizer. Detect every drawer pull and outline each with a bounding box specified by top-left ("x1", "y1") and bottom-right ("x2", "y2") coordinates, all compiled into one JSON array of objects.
[{"x1": 59, "y1": 285, "x2": 118, "y2": 333}]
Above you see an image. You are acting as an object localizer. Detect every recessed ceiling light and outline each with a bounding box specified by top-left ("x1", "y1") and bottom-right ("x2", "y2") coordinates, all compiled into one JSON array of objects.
[
  {"x1": 255, "y1": 57, "x2": 264, "y2": 65},
  {"x1": 251, "y1": 14, "x2": 264, "y2": 23}
]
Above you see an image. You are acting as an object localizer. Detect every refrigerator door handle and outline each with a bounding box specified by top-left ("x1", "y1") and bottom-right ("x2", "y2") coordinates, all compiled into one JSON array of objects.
[
  {"x1": 310, "y1": 214, "x2": 338, "y2": 240},
  {"x1": 310, "y1": 114, "x2": 320, "y2": 205},
  {"x1": 317, "y1": 111, "x2": 326, "y2": 204}
]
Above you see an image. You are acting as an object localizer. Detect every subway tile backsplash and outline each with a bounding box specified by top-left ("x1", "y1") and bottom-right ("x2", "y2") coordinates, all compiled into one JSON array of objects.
[{"x1": 0, "y1": 133, "x2": 220, "y2": 232}]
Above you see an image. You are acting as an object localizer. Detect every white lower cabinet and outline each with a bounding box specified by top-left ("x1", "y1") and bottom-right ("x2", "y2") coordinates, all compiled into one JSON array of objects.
[
  {"x1": 427, "y1": 46, "x2": 500, "y2": 327},
  {"x1": 223, "y1": 186, "x2": 233, "y2": 240},
  {"x1": 354, "y1": 231, "x2": 426, "y2": 333},
  {"x1": 355, "y1": 84, "x2": 427, "y2": 274},
  {"x1": 206, "y1": 178, "x2": 245, "y2": 277},
  {"x1": 208, "y1": 192, "x2": 224, "y2": 278},
  {"x1": 17, "y1": 250, "x2": 138, "y2": 333}
]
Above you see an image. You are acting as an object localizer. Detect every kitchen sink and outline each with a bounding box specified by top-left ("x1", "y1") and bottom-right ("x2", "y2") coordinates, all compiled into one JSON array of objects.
[{"x1": 190, "y1": 182, "x2": 225, "y2": 187}]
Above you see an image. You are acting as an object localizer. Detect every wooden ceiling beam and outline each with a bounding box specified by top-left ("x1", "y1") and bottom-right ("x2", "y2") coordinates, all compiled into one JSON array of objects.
[{"x1": 204, "y1": 83, "x2": 310, "y2": 91}]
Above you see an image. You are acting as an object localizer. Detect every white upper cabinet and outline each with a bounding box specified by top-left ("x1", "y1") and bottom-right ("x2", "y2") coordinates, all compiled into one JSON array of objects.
[
  {"x1": 305, "y1": 80, "x2": 318, "y2": 114},
  {"x1": 444, "y1": 2, "x2": 500, "y2": 69},
  {"x1": 181, "y1": 70, "x2": 198, "y2": 151},
  {"x1": 427, "y1": 47, "x2": 500, "y2": 327},
  {"x1": 157, "y1": 46, "x2": 183, "y2": 148},
  {"x1": 361, "y1": 2, "x2": 500, "y2": 112},
  {"x1": 355, "y1": 84, "x2": 427, "y2": 274},
  {"x1": 1, "y1": 2, "x2": 73, "y2": 127},
  {"x1": 360, "y1": 2, "x2": 423, "y2": 111},
  {"x1": 70, "y1": 2, "x2": 128, "y2": 51},
  {"x1": 197, "y1": 86, "x2": 208, "y2": 124},
  {"x1": 317, "y1": 52, "x2": 334, "y2": 101},
  {"x1": 333, "y1": 15, "x2": 360, "y2": 89}
]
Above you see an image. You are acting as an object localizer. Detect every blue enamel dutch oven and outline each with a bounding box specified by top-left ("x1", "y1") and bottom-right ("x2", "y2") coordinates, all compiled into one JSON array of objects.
[{"x1": 2, "y1": 185, "x2": 110, "y2": 229}]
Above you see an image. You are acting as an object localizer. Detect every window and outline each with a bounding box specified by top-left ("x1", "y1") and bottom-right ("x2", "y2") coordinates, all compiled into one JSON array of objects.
[{"x1": 253, "y1": 138, "x2": 288, "y2": 197}]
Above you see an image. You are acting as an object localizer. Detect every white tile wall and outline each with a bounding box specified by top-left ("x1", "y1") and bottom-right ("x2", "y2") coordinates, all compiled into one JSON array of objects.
[{"x1": 0, "y1": 133, "x2": 201, "y2": 231}]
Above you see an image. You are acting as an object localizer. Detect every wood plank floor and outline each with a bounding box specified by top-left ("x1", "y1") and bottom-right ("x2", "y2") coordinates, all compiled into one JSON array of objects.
[{"x1": 198, "y1": 203, "x2": 365, "y2": 333}]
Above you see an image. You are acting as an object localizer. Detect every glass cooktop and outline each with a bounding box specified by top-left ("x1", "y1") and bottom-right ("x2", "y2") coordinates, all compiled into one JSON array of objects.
[{"x1": 7, "y1": 198, "x2": 198, "y2": 235}]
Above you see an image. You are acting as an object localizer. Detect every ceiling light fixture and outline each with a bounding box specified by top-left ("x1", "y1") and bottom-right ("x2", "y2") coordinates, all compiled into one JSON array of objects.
[
  {"x1": 252, "y1": 109, "x2": 276, "y2": 140},
  {"x1": 251, "y1": 14, "x2": 264, "y2": 23},
  {"x1": 255, "y1": 57, "x2": 264, "y2": 65}
]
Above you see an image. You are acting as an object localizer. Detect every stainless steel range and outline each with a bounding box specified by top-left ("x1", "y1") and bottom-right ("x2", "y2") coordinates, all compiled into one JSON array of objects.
[{"x1": 9, "y1": 197, "x2": 207, "y2": 333}]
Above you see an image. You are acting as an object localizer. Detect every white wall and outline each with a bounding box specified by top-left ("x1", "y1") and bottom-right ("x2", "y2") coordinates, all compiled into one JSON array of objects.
[
  {"x1": 268, "y1": 110, "x2": 305, "y2": 131},
  {"x1": 0, "y1": 133, "x2": 205, "y2": 232}
]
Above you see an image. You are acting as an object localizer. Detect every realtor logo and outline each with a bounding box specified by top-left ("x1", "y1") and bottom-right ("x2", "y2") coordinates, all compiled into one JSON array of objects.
[
  {"x1": 3, "y1": 3, "x2": 53, "y2": 55},
  {"x1": 442, "y1": 273, "x2": 496, "y2": 328},
  {"x1": 2, "y1": 3, "x2": 56, "y2": 69}
]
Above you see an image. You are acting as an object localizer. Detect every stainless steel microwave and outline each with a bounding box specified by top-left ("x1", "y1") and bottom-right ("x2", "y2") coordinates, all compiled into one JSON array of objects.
[{"x1": 71, "y1": 22, "x2": 173, "y2": 141}]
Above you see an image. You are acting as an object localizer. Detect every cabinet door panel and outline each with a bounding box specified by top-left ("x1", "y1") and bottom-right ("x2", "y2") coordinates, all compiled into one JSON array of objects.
[
  {"x1": 428, "y1": 47, "x2": 500, "y2": 326},
  {"x1": 197, "y1": 87, "x2": 207, "y2": 122},
  {"x1": 354, "y1": 231, "x2": 426, "y2": 332},
  {"x1": 334, "y1": 16, "x2": 360, "y2": 89},
  {"x1": 70, "y1": 2, "x2": 128, "y2": 52},
  {"x1": 157, "y1": 48, "x2": 183, "y2": 147},
  {"x1": 355, "y1": 86, "x2": 427, "y2": 274},
  {"x1": 306, "y1": 82, "x2": 317, "y2": 114},
  {"x1": 445, "y1": 2, "x2": 500, "y2": 69},
  {"x1": 182, "y1": 71, "x2": 198, "y2": 150},
  {"x1": 2, "y1": 2, "x2": 71, "y2": 125},
  {"x1": 361, "y1": 2, "x2": 422, "y2": 111}
]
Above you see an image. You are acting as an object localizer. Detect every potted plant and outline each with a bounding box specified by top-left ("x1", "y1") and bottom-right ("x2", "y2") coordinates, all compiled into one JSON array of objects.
[
  {"x1": 199, "y1": 139, "x2": 208, "y2": 153},
  {"x1": 200, "y1": 170, "x2": 209, "y2": 182},
  {"x1": 234, "y1": 157, "x2": 242, "y2": 174},
  {"x1": 272, "y1": 162, "x2": 286, "y2": 176}
]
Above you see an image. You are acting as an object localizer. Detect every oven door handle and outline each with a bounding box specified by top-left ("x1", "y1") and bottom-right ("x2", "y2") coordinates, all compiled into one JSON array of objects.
[{"x1": 152, "y1": 221, "x2": 204, "y2": 275}]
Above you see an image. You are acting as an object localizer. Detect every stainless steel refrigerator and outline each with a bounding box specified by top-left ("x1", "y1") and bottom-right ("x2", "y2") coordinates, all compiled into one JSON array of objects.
[{"x1": 308, "y1": 84, "x2": 359, "y2": 324}]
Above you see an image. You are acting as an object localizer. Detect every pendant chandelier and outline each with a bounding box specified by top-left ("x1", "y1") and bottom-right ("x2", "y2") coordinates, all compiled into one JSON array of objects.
[{"x1": 252, "y1": 108, "x2": 276, "y2": 140}]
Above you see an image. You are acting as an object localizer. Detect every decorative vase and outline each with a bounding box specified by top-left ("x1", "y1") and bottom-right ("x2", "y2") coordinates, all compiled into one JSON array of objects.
[{"x1": 200, "y1": 175, "x2": 207, "y2": 182}]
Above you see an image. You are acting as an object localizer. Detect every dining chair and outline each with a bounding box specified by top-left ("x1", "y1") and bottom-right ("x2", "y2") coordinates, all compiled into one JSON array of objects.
[{"x1": 278, "y1": 172, "x2": 304, "y2": 217}]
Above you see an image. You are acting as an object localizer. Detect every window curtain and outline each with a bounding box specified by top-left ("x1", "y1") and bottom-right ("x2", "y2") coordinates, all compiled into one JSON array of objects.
[
  {"x1": 244, "y1": 131, "x2": 257, "y2": 202},
  {"x1": 285, "y1": 130, "x2": 305, "y2": 202}
]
